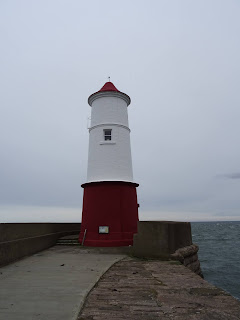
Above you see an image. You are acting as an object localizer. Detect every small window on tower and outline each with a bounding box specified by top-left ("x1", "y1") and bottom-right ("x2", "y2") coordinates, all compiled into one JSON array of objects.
[{"x1": 104, "y1": 129, "x2": 112, "y2": 141}]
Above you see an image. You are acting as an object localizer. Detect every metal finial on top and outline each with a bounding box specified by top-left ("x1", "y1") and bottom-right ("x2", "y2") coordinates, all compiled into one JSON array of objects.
[{"x1": 108, "y1": 76, "x2": 110, "y2": 82}]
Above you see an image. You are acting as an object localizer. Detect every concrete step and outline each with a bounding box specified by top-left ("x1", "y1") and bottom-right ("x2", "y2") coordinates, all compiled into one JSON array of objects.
[
  {"x1": 56, "y1": 235, "x2": 80, "y2": 245},
  {"x1": 56, "y1": 240, "x2": 80, "y2": 245}
]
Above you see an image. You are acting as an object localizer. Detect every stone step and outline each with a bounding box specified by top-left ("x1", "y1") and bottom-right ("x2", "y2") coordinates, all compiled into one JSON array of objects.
[
  {"x1": 56, "y1": 243, "x2": 80, "y2": 246},
  {"x1": 56, "y1": 241, "x2": 80, "y2": 245},
  {"x1": 56, "y1": 235, "x2": 81, "y2": 245}
]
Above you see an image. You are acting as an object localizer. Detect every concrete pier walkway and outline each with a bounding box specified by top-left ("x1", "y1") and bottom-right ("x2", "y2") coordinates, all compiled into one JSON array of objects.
[
  {"x1": 0, "y1": 246, "x2": 126, "y2": 320},
  {"x1": 1, "y1": 245, "x2": 240, "y2": 320}
]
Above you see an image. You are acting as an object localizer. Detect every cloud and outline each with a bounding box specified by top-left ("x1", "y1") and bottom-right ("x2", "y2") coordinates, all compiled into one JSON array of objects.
[
  {"x1": 217, "y1": 173, "x2": 240, "y2": 180},
  {"x1": 139, "y1": 210, "x2": 240, "y2": 222},
  {"x1": 0, "y1": 205, "x2": 82, "y2": 223}
]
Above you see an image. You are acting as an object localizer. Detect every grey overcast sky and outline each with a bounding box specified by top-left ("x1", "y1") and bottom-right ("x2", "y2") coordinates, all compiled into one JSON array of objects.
[{"x1": 1, "y1": 0, "x2": 240, "y2": 222}]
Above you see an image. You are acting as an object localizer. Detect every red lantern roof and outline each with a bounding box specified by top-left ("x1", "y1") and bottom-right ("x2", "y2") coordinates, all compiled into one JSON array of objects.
[
  {"x1": 88, "y1": 81, "x2": 131, "y2": 106},
  {"x1": 98, "y1": 82, "x2": 119, "y2": 92}
]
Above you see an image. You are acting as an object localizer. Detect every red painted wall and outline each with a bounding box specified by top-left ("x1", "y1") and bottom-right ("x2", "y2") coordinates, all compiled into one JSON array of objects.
[{"x1": 79, "y1": 181, "x2": 139, "y2": 246}]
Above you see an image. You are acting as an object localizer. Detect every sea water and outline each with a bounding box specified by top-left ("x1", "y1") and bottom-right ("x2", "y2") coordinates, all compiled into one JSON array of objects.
[{"x1": 191, "y1": 221, "x2": 240, "y2": 300}]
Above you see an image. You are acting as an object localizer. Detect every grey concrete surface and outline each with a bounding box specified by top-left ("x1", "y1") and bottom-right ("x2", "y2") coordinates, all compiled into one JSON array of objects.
[
  {"x1": 133, "y1": 221, "x2": 192, "y2": 259},
  {"x1": 0, "y1": 223, "x2": 81, "y2": 267},
  {"x1": 0, "y1": 223, "x2": 81, "y2": 242},
  {"x1": 0, "y1": 245, "x2": 125, "y2": 320}
]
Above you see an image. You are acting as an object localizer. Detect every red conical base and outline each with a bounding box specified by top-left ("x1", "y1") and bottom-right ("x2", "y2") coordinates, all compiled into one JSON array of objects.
[{"x1": 79, "y1": 181, "x2": 139, "y2": 247}]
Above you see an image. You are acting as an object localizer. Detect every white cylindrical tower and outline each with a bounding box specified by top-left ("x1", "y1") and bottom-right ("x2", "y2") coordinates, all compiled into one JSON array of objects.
[
  {"x1": 87, "y1": 82, "x2": 134, "y2": 183},
  {"x1": 79, "y1": 81, "x2": 139, "y2": 247}
]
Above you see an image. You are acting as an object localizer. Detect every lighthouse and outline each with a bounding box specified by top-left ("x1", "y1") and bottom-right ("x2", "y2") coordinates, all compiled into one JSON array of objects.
[{"x1": 79, "y1": 81, "x2": 139, "y2": 247}]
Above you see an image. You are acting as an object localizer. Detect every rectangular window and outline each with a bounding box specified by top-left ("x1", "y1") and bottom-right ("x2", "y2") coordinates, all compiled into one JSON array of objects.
[{"x1": 104, "y1": 129, "x2": 112, "y2": 141}]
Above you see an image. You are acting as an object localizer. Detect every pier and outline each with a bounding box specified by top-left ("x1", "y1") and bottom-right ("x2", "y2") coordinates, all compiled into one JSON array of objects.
[{"x1": 0, "y1": 223, "x2": 240, "y2": 319}]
